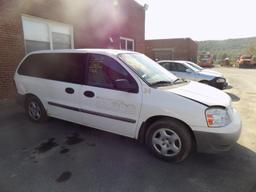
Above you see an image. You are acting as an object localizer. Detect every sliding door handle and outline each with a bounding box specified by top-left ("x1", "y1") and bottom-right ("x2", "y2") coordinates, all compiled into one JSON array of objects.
[
  {"x1": 84, "y1": 91, "x2": 95, "y2": 98},
  {"x1": 65, "y1": 87, "x2": 74, "y2": 94}
]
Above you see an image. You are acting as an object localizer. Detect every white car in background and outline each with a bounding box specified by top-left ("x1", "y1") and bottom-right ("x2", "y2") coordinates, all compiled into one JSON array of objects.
[
  {"x1": 14, "y1": 49, "x2": 241, "y2": 162},
  {"x1": 158, "y1": 60, "x2": 228, "y2": 89}
]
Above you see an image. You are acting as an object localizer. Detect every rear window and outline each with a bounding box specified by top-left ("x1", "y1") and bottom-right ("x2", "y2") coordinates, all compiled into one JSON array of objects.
[{"x1": 18, "y1": 53, "x2": 85, "y2": 84}]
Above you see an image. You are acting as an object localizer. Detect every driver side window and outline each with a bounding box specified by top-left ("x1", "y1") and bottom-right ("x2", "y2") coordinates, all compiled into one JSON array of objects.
[{"x1": 87, "y1": 54, "x2": 137, "y2": 91}]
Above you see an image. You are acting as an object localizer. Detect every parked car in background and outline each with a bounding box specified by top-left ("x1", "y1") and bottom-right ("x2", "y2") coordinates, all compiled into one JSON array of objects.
[
  {"x1": 198, "y1": 51, "x2": 214, "y2": 67},
  {"x1": 237, "y1": 55, "x2": 255, "y2": 68},
  {"x1": 158, "y1": 60, "x2": 228, "y2": 89},
  {"x1": 14, "y1": 49, "x2": 241, "y2": 162}
]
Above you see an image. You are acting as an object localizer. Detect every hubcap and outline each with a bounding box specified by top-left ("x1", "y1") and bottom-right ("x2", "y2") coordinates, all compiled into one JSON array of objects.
[
  {"x1": 152, "y1": 128, "x2": 182, "y2": 157},
  {"x1": 28, "y1": 101, "x2": 41, "y2": 120}
]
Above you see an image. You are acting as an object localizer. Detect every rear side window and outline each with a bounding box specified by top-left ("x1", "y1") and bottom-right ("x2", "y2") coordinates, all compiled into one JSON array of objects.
[
  {"x1": 160, "y1": 62, "x2": 176, "y2": 71},
  {"x1": 18, "y1": 53, "x2": 85, "y2": 84},
  {"x1": 159, "y1": 62, "x2": 170, "y2": 70}
]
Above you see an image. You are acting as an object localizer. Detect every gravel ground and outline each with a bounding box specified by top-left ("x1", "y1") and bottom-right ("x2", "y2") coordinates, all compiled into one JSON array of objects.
[
  {"x1": 215, "y1": 67, "x2": 256, "y2": 152},
  {"x1": 0, "y1": 67, "x2": 255, "y2": 192}
]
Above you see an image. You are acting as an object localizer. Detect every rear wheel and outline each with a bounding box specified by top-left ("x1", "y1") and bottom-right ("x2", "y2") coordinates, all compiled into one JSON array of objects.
[
  {"x1": 146, "y1": 118, "x2": 193, "y2": 162},
  {"x1": 25, "y1": 96, "x2": 48, "y2": 123}
]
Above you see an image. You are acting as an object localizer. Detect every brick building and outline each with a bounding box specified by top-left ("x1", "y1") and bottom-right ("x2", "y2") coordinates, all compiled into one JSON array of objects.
[
  {"x1": 0, "y1": 0, "x2": 145, "y2": 99},
  {"x1": 145, "y1": 38, "x2": 197, "y2": 62}
]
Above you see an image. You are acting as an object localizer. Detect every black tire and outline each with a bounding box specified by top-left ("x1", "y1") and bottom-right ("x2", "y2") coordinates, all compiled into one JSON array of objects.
[
  {"x1": 25, "y1": 96, "x2": 48, "y2": 123},
  {"x1": 146, "y1": 118, "x2": 193, "y2": 162},
  {"x1": 219, "y1": 85, "x2": 225, "y2": 90}
]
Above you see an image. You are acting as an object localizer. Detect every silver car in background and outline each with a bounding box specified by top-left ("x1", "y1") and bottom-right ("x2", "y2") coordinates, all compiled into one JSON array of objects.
[{"x1": 158, "y1": 60, "x2": 228, "y2": 89}]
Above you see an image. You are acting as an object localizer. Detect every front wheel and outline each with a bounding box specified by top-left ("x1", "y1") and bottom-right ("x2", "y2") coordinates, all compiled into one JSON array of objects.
[{"x1": 146, "y1": 118, "x2": 193, "y2": 162}]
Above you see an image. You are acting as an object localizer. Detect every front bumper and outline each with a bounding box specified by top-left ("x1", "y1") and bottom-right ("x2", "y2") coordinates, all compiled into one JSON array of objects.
[{"x1": 194, "y1": 109, "x2": 242, "y2": 153}]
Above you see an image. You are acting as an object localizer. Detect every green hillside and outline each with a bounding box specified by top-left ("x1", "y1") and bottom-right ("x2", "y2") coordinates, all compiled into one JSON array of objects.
[{"x1": 197, "y1": 37, "x2": 256, "y2": 63}]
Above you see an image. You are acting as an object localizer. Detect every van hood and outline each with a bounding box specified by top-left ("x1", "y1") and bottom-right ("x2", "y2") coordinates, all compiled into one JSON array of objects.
[
  {"x1": 198, "y1": 69, "x2": 223, "y2": 77},
  {"x1": 166, "y1": 81, "x2": 231, "y2": 107}
]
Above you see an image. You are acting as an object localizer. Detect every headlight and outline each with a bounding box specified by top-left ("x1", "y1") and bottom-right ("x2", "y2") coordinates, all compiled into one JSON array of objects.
[
  {"x1": 205, "y1": 107, "x2": 231, "y2": 127},
  {"x1": 216, "y1": 78, "x2": 225, "y2": 83}
]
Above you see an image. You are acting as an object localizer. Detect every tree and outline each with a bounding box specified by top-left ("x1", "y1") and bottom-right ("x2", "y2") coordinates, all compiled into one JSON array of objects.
[
  {"x1": 247, "y1": 41, "x2": 256, "y2": 63},
  {"x1": 221, "y1": 53, "x2": 228, "y2": 60},
  {"x1": 213, "y1": 54, "x2": 217, "y2": 62},
  {"x1": 247, "y1": 41, "x2": 256, "y2": 56}
]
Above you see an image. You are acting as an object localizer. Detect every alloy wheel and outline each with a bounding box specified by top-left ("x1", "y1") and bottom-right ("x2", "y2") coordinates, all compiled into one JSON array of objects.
[{"x1": 152, "y1": 128, "x2": 182, "y2": 157}]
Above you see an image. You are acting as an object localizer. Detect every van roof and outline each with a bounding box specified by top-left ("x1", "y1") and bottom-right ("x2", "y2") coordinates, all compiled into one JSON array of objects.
[
  {"x1": 27, "y1": 49, "x2": 135, "y2": 56},
  {"x1": 157, "y1": 60, "x2": 190, "y2": 63}
]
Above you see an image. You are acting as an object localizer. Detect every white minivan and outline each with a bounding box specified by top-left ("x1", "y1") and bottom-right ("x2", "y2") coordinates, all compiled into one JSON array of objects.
[{"x1": 14, "y1": 49, "x2": 242, "y2": 162}]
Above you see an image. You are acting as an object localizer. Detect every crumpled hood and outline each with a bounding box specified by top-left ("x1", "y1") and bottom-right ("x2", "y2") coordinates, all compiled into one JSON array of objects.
[
  {"x1": 198, "y1": 69, "x2": 223, "y2": 77},
  {"x1": 169, "y1": 81, "x2": 231, "y2": 107}
]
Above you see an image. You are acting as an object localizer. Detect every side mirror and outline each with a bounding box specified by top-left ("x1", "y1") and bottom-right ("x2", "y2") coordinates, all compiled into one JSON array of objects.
[
  {"x1": 185, "y1": 68, "x2": 193, "y2": 73},
  {"x1": 115, "y1": 79, "x2": 138, "y2": 93}
]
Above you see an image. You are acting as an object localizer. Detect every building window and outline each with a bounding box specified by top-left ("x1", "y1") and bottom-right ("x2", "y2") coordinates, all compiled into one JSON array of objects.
[
  {"x1": 22, "y1": 15, "x2": 74, "y2": 53},
  {"x1": 120, "y1": 37, "x2": 135, "y2": 51}
]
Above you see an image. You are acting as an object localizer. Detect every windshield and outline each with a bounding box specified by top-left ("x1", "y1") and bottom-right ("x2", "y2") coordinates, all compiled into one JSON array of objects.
[
  {"x1": 118, "y1": 53, "x2": 177, "y2": 85},
  {"x1": 186, "y1": 61, "x2": 203, "y2": 71},
  {"x1": 241, "y1": 56, "x2": 252, "y2": 59},
  {"x1": 199, "y1": 54, "x2": 210, "y2": 60}
]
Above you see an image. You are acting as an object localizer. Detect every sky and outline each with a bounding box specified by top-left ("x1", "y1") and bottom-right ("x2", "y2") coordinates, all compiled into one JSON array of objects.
[{"x1": 135, "y1": 0, "x2": 256, "y2": 41}]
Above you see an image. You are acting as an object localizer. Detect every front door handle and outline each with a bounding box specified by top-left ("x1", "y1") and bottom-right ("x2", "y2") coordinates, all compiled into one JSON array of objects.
[
  {"x1": 84, "y1": 91, "x2": 95, "y2": 98},
  {"x1": 65, "y1": 87, "x2": 74, "y2": 94}
]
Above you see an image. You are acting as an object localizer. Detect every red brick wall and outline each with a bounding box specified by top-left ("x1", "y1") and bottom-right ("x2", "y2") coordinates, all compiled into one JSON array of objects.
[
  {"x1": 0, "y1": 0, "x2": 145, "y2": 100},
  {"x1": 119, "y1": 0, "x2": 145, "y2": 53},
  {"x1": 0, "y1": 1, "x2": 25, "y2": 99},
  {"x1": 145, "y1": 38, "x2": 198, "y2": 62}
]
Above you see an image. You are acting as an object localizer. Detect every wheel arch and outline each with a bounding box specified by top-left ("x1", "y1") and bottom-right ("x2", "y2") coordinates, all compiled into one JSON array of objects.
[
  {"x1": 25, "y1": 93, "x2": 40, "y2": 101},
  {"x1": 138, "y1": 115, "x2": 196, "y2": 150},
  {"x1": 24, "y1": 93, "x2": 46, "y2": 108}
]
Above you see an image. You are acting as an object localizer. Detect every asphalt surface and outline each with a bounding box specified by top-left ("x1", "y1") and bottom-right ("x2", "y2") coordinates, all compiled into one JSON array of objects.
[{"x1": 0, "y1": 67, "x2": 256, "y2": 192}]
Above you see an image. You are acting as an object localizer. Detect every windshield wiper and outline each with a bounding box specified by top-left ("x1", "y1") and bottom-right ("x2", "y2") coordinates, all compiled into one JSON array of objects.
[
  {"x1": 150, "y1": 80, "x2": 172, "y2": 86},
  {"x1": 173, "y1": 78, "x2": 186, "y2": 84}
]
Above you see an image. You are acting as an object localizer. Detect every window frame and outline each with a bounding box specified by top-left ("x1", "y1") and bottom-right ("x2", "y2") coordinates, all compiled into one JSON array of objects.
[
  {"x1": 85, "y1": 53, "x2": 139, "y2": 93},
  {"x1": 21, "y1": 14, "x2": 74, "y2": 53},
  {"x1": 120, "y1": 37, "x2": 135, "y2": 51}
]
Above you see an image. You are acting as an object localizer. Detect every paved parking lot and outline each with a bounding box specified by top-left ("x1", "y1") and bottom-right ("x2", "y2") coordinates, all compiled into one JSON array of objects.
[
  {"x1": 215, "y1": 67, "x2": 256, "y2": 152},
  {"x1": 0, "y1": 67, "x2": 256, "y2": 192}
]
